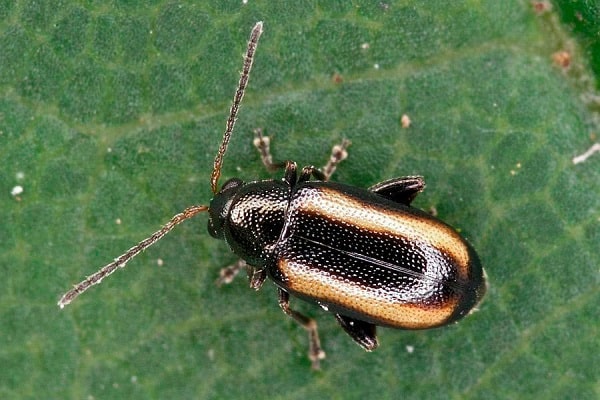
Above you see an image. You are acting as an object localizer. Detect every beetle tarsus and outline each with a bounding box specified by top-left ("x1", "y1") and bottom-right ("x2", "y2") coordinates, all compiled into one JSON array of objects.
[
  {"x1": 253, "y1": 128, "x2": 286, "y2": 172},
  {"x1": 306, "y1": 318, "x2": 326, "y2": 370},
  {"x1": 322, "y1": 139, "x2": 350, "y2": 181},
  {"x1": 216, "y1": 259, "x2": 247, "y2": 286}
]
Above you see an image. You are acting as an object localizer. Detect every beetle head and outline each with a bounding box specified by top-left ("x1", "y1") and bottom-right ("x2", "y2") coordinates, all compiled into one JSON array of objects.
[{"x1": 208, "y1": 178, "x2": 245, "y2": 239}]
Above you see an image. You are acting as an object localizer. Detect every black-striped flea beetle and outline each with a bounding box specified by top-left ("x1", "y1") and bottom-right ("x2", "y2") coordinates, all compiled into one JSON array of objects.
[{"x1": 59, "y1": 22, "x2": 487, "y2": 369}]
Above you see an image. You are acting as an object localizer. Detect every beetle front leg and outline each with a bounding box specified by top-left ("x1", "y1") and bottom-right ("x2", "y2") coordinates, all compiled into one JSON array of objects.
[
  {"x1": 298, "y1": 139, "x2": 350, "y2": 182},
  {"x1": 298, "y1": 166, "x2": 326, "y2": 182},
  {"x1": 278, "y1": 288, "x2": 326, "y2": 369},
  {"x1": 247, "y1": 266, "x2": 267, "y2": 290},
  {"x1": 321, "y1": 138, "x2": 350, "y2": 181},
  {"x1": 253, "y1": 129, "x2": 300, "y2": 185},
  {"x1": 253, "y1": 128, "x2": 286, "y2": 172},
  {"x1": 216, "y1": 259, "x2": 267, "y2": 290},
  {"x1": 216, "y1": 259, "x2": 247, "y2": 286},
  {"x1": 254, "y1": 128, "x2": 349, "y2": 182}
]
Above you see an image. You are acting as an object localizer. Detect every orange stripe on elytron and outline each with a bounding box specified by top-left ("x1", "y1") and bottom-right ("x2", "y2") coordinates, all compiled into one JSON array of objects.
[
  {"x1": 292, "y1": 186, "x2": 472, "y2": 278},
  {"x1": 278, "y1": 258, "x2": 459, "y2": 328}
]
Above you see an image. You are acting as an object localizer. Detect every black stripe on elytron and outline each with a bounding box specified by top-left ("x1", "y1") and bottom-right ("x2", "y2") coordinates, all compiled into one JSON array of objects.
[
  {"x1": 290, "y1": 184, "x2": 472, "y2": 273},
  {"x1": 295, "y1": 234, "x2": 468, "y2": 294}
]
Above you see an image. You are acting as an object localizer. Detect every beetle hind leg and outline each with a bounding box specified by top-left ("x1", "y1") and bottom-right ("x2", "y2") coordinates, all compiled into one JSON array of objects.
[
  {"x1": 335, "y1": 314, "x2": 379, "y2": 351},
  {"x1": 278, "y1": 289, "x2": 326, "y2": 369},
  {"x1": 369, "y1": 176, "x2": 425, "y2": 206}
]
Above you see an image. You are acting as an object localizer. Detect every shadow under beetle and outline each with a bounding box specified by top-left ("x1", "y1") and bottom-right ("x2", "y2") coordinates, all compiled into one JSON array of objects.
[{"x1": 59, "y1": 22, "x2": 487, "y2": 370}]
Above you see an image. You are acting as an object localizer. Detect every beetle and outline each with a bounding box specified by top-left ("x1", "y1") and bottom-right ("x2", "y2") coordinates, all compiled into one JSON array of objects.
[{"x1": 58, "y1": 22, "x2": 487, "y2": 369}]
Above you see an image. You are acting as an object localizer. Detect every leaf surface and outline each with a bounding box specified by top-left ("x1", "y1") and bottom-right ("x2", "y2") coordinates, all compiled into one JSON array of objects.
[{"x1": 1, "y1": 2, "x2": 598, "y2": 399}]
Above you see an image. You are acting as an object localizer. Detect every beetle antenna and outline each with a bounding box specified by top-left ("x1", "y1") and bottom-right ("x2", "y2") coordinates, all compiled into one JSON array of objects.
[
  {"x1": 58, "y1": 22, "x2": 263, "y2": 308},
  {"x1": 210, "y1": 21, "x2": 263, "y2": 194},
  {"x1": 58, "y1": 205, "x2": 208, "y2": 308}
]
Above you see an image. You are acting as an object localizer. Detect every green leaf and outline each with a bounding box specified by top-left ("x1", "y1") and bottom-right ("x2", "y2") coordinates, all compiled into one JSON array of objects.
[
  {"x1": 553, "y1": 0, "x2": 600, "y2": 86},
  {"x1": 1, "y1": 2, "x2": 598, "y2": 399}
]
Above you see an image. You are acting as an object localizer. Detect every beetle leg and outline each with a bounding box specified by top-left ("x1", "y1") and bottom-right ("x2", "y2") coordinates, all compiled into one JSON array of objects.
[
  {"x1": 299, "y1": 166, "x2": 326, "y2": 182},
  {"x1": 369, "y1": 176, "x2": 425, "y2": 206},
  {"x1": 253, "y1": 128, "x2": 286, "y2": 172},
  {"x1": 321, "y1": 139, "x2": 350, "y2": 181},
  {"x1": 283, "y1": 161, "x2": 298, "y2": 185},
  {"x1": 278, "y1": 288, "x2": 326, "y2": 369},
  {"x1": 297, "y1": 139, "x2": 350, "y2": 182},
  {"x1": 252, "y1": 129, "x2": 300, "y2": 186},
  {"x1": 334, "y1": 314, "x2": 379, "y2": 351},
  {"x1": 215, "y1": 259, "x2": 247, "y2": 286},
  {"x1": 254, "y1": 129, "x2": 349, "y2": 183},
  {"x1": 247, "y1": 265, "x2": 267, "y2": 290},
  {"x1": 216, "y1": 259, "x2": 267, "y2": 290}
]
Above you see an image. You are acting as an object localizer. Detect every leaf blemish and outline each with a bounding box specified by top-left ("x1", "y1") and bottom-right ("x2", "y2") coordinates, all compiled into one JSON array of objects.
[{"x1": 572, "y1": 143, "x2": 600, "y2": 164}]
